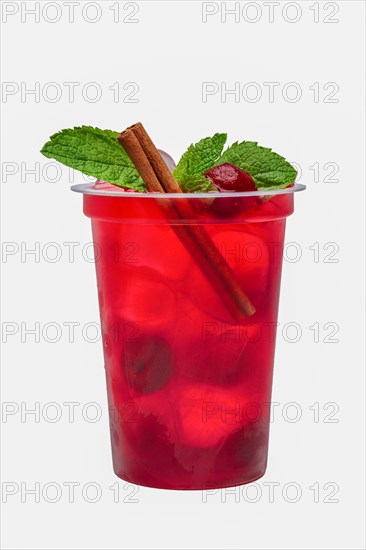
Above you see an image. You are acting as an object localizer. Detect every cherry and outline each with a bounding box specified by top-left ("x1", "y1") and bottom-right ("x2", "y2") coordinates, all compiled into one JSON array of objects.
[
  {"x1": 205, "y1": 163, "x2": 257, "y2": 193},
  {"x1": 205, "y1": 164, "x2": 259, "y2": 218},
  {"x1": 123, "y1": 335, "x2": 173, "y2": 394}
]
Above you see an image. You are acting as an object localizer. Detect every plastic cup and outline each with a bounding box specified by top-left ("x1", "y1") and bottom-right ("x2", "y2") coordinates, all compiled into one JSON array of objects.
[{"x1": 72, "y1": 183, "x2": 305, "y2": 490}]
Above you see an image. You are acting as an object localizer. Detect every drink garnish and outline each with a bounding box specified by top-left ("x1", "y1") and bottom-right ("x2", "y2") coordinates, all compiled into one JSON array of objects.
[
  {"x1": 41, "y1": 126, "x2": 145, "y2": 190},
  {"x1": 205, "y1": 163, "x2": 257, "y2": 192},
  {"x1": 41, "y1": 127, "x2": 297, "y2": 192}
]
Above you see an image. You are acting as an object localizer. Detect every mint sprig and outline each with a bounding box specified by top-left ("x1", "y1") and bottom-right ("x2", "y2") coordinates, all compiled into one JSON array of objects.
[
  {"x1": 41, "y1": 126, "x2": 145, "y2": 190},
  {"x1": 173, "y1": 133, "x2": 227, "y2": 191},
  {"x1": 174, "y1": 134, "x2": 296, "y2": 191},
  {"x1": 217, "y1": 141, "x2": 297, "y2": 190},
  {"x1": 41, "y1": 126, "x2": 297, "y2": 193}
]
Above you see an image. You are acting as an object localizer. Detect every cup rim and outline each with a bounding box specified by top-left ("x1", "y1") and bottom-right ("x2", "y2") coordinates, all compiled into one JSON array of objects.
[{"x1": 71, "y1": 182, "x2": 306, "y2": 198}]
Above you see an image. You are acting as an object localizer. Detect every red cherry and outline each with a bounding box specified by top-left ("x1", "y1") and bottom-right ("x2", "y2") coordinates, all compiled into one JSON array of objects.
[
  {"x1": 205, "y1": 164, "x2": 259, "y2": 217},
  {"x1": 205, "y1": 163, "x2": 257, "y2": 192},
  {"x1": 123, "y1": 335, "x2": 173, "y2": 394}
]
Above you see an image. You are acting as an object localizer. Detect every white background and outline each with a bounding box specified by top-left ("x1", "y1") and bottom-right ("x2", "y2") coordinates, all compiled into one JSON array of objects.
[{"x1": 1, "y1": 1, "x2": 365, "y2": 549}]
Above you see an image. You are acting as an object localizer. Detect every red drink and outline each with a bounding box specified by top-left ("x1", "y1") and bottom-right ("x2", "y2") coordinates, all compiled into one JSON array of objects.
[{"x1": 76, "y1": 185, "x2": 302, "y2": 489}]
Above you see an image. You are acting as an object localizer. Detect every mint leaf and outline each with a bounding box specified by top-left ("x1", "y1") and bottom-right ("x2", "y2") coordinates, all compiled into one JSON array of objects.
[
  {"x1": 181, "y1": 175, "x2": 217, "y2": 193},
  {"x1": 174, "y1": 133, "x2": 227, "y2": 191},
  {"x1": 217, "y1": 141, "x2": 297, "y2": 190},
  {"x1": 41, "y1": 126, "x2": 145, "y2": 190}
]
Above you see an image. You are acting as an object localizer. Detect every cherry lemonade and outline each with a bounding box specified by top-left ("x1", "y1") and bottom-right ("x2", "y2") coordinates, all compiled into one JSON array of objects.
[
  {"x1": 42, "y1": 122, "x2": 304, "y2": 489},
  {"x1": 84, "y1": 189, "x2": 294, "y2": 489}
]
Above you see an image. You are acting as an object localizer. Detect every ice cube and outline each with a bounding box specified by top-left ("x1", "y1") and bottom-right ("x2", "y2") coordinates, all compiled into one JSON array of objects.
[
  {"x1": 116, "y1": 266, "x2": 177, "y2": 329},
  {"x1": 175, "y1": 383, "x2": 258, "y2": 449},
  {"x1": 211, "y1": 229, "x2": 269, "y2": 292},
  {"x1": 109, "y1": 223, "x2": 191, "y2": 282},
  {"x1": 175, "y1": 299, "x2": 248, "y2": 384}
]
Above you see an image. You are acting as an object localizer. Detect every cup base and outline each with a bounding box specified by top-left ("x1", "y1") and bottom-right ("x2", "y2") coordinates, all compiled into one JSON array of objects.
[{"x1": 112, "y1": 465, "x2": 267, "y2": 491}]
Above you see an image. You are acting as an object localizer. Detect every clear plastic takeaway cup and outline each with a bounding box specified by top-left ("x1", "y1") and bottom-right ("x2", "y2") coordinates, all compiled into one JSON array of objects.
[{"x1": 72, "y1": 183, "x2": 305, "y2": 490}]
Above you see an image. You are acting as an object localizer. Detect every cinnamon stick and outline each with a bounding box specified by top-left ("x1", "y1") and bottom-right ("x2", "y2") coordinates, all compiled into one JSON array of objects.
[
  {"x1": 117, "y1": 127, "x2": 164, "y2": 193},
  {"x1": 132, "y1": 123, "x2": 182, "y2": 194},
  {"x1": 118, "y1": 123, "x2": 256, "y2": 319}
]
